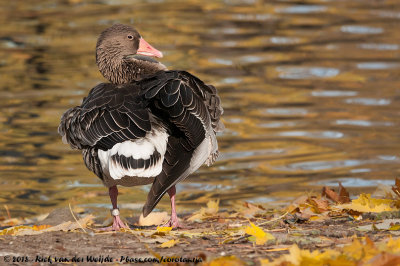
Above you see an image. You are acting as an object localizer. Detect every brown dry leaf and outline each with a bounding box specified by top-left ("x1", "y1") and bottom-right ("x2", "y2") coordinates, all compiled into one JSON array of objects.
[
  {"x1": 392, "y1": 177, "x2": 400, "y2": 198},
  {"x1": 338, "y1": 182, "x2": 350, "y2": 203},
  {"x1": 322, "y1": 186, "x2": 340, "y2": 203},
  {"x1": 139, "y1": 212, "x2": 169, "y2": 226},
  {"x1": 296, "y1": 208, "x2": 314, "y2": 220},
  {"x1": 322, "y1": 183, "x2": 350, "y2": 204},
  {"x1": 309, "y1": 197, "x2": 330, "y2": 213},
  {"x1": 288, "y1": 194, "x2": 333, "y2": 220},
  {"x1": 238, "y1": 202, "x2": 265, "y2": 218},
  {"x1": 293, "y1": 195, "x2": 309, "y2": 205},
  {"x1": 159, "y1": 239, "x2": 179, "y2": 248},
  {"x1": 287, "y1": 195, "x2": 309, "y2": 213}
]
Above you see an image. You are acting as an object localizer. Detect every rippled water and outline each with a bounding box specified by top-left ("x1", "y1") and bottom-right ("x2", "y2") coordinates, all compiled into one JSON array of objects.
[{"x1": 1, "y1": 0, "x2": 400, "y2": 218}]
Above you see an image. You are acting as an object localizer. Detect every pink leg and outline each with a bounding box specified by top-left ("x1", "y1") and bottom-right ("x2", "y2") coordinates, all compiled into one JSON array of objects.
[
  {"x1": 99, "y1": 186, "x2": 128, "y2": 231},
  {"x1": 163, "y1": 185, "x2": 183, "y2": 228}
]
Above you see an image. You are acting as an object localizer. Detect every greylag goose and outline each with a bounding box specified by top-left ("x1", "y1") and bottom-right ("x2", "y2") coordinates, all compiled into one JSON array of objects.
[{"x1": 58, "y1": 24, "x2": 223, "y2": 229}]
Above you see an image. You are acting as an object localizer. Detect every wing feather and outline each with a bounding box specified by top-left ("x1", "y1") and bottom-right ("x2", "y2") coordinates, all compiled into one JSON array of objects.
[
  {"x1": 58, "y1": 83, "x2": 152, "y2": 151},
  {"x1": 139, "y1": 70, "x2": 224, "y2": 216}
]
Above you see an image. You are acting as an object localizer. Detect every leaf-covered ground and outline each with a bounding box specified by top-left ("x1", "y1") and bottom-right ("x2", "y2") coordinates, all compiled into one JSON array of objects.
[{"x1": 1, "y1": 179, "x2": 400, "y2": 265}]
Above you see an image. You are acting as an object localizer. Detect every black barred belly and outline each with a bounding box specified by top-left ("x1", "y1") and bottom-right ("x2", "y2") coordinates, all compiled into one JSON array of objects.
[
  {"x1": 111, "y1": 151, "x2": 161, "y2": 171},
  {"x1": 102, "y1": 150, "x2": 162, "y2": 187}
]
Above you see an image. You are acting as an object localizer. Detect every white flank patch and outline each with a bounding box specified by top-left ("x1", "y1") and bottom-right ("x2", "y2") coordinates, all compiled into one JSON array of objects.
[{"x1": 98, "y1": 127, "x2": 168, "y2": 180}]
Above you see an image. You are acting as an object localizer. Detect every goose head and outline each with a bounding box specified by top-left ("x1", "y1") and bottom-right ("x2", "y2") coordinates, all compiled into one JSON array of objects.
[{"x1": 96, "y1": 24, "x2": 166, "y2": 84}]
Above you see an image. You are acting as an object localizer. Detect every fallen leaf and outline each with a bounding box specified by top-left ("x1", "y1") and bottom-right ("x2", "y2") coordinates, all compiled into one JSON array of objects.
[
  {"x1": 160, "y1": 239, "x2": 179, "y2": 248},
  {"x1": 208, "y1": 256, "x2": 245, "y2": 266},
  {"x1": 372, "y1": 183, "x2": 398, "y2": 199},
  {"x1": 15, "y1": 215, "x2": 94, "y2": 236},
  {"x1": 156, "y1": 226, "x2": 172, "y2": 233},
  {"x1": 293, "y1": 195, "x2": 309, "y2": 205},
  {"x1": 310, "y1": 198, "x2": 330, "y2": 213},
  {"x1": 309, "y1": 215, "x2": 329, "y2": 221},
  {"x1": 365, "y1": 252, "x2": 400, "y2": 266},
  {"x1": 153, "y1": 226, "x2": 172, "y2": 236},
  {"x1": 265, "y1": 244, "x2": 341, "y2": 266},
  {"x1": 373, "y1": 219, "x2": 400, "y2": 230},
  {"x1": 382, "y1": 237, "x2": 400, "y2": 254},
  {"x1": 0, "y1": 226, "x2": 31, "y2": 236},
  {"x1": 245, "y1": 222, "x2": 274, "y2": 245},
  {"x1": 322, "y1": 186, "x2": 340, "y2": 203},
  {"x1": 389, "y1": 224, "x2": 400, "y2": 231},
  {"x1": 342, "y1": 237, "x2": 378, "y2": 261},
  {"x1": 32, "y1": 225, "x2": 52, "y2": 231},
  {"x1": 139, "y1": 212, "x2": 169, "y2": 226},
  {"x1": 338, "y1": 182, "x2": 350, "y2": 203},
  {"x1": 392, "y1": 178, "x2": 400, "y2": 198},
  {"x1": 238, "y1": 202, "x2": 265, "y2": 218},
  {"x1": 322, "y1": 183, "x2": 350, "y2": 204},
  {"x1": 266, "y1": 234, "x2": 400, "y2": 266},
  {"x1": 188, "y1": 199, "x2": 220, "y2": 222},
  {"x1": 207, "y1": 199, "x2": 220, "y2": 213},
  {"x1": 336, "y1": 194, "x2": 397, "y2": 213}
]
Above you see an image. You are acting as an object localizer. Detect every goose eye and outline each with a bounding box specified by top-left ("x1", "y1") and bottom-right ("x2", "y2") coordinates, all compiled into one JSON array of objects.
[{"x1": 127, "y1": 35, "x2": 133, "y2": 40}]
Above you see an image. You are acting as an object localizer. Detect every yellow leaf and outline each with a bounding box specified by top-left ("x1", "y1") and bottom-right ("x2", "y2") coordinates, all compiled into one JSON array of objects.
[
  {"x1": 336, "y1": 194, "x2": 396, "y2": 213},
  {"x1": 259, "y1": 258, "x2": 271, "y2": 266},
  {"x1": 0, "y1": 226, "x2": 31, "y2": 236},
  {"x1": 15, "y1": 215, "x2": 94, "y2": 236},
  {"x1": 188, "y1": 199, "x2": 220, "y2": 222},
  {"x1": 160, "y1": 239, "x2": 179, "y2": 248},
  {"x1": 267, "y1": 244, "x2": 343, "y2": 266},
  {"x1": 389, "y1": 224, "x2": 400, "y2": 231},
  {"x1": 32, "y1": 225, "x2": 52, "y2": 231},
  {"x1": 245, "y1": 222, "x2": 274, "y2": 245},
  {"x1": 309, "y1": 215, "x2": 329, "y2": 221},
  {"x1": 382, "y1": 237, "x2": 400, "y2": 253},
  {"x1": 342, "y1": 237, "x2": 379, "y2": 261},
  {"x1": 208, "y1": 256, "x2": 245, "y2": 266},
  {"x1": 268, "y1": 235, "x2": 400, "y2": 266},
  {"x1": 156, "y1": 226, "x2": 172, "y2": 233},
  {"x1": 207, "y1": 199, "x2": 220, "y2": 213}
]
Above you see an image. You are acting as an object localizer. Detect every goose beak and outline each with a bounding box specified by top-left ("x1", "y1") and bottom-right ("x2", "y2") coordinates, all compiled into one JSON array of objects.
[{"x1": 137, "y1": 38, "x2": 163, "y2": 58}]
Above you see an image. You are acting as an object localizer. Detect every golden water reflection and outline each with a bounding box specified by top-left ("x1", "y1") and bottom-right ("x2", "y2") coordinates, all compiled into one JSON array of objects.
[{"x1": 1, "y1": 0, "x2": 400, "y2": 218}]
